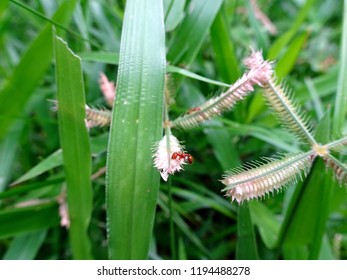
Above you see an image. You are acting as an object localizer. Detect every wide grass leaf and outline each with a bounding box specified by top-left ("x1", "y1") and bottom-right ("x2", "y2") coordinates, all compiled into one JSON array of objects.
[
  {"x1": 3, "y1": 230, "x2": 47, "y2": 260},
  {"x1": 249, "y1": 201, "x2": 280, "y2": 249},
  {"x1": 79, "y1": 51, "x2": 230, "y2": 87},
  {"x1": 54, "y1": 34, "x2": 93, "y2": 260},
  {"x1": 106, "y1": 0, "x2": 166, "y2": 259},
  {"x1": 236, "y1": 204, "x2": 259, "y2": 260}
]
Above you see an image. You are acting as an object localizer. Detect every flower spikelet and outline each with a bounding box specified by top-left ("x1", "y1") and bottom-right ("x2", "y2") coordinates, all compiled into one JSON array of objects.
[
  {"x1": 243, "y1": 51, "x2": 272, "y2": 79},
  {"x1": 99, "y1": 72, "x2": 116, "y2": 107},
  {"x1": 153, "y1": 134, "x2": 187, "y2": 181},
  {"x1": 85, "y1": 105, "x2": 112, "y2": 128},
  {"x1": 221, "y1": 152, "x2": 314, "y2": 203},
  {"x1": 171, "y1": 51, "x2": 273, "y2": 129},
  {"x1": 49, "y1": 100, "x2": 112, "y2": 128}
]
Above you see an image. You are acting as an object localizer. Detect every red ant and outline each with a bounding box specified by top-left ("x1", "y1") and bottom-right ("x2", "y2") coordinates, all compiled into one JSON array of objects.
[
  {"x1": 187, "y1": 107, "x2": 200, "y2": 114},
  {"x1": 171, "y1": 152, "x2": 194, "y2": 164}
]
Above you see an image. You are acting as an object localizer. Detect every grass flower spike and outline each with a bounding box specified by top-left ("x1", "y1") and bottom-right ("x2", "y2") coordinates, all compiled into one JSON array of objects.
[
  {"x1": 221, "y1": 152, "x2": 314, "y2": 203},
  {"x1": 263, "y1": 78, "x2": 316, "y2": 145},
  {"x1": 171, "y1": 51, "x2": 273, "y2": 129},
  {"x1": 85, "y1": 105, "x2": 112, "y2": 128},
  {"x1": 153, "y1": 134, "x2": 188, "y2": 181}
]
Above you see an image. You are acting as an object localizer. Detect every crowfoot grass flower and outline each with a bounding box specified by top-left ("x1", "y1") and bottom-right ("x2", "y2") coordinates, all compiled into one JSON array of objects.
[
  {"x1": 153, "y1": 134, "x2": 188, "y2": 181},
  {"x1": 171, "y1": 51, "x2": 273, "y2": 129},
  {"x1": 221, "y1": 152, "x2": 314, "y2": 203},
  {"x1": 263, "y1": 78, "x2": 316, "y2": 145}
]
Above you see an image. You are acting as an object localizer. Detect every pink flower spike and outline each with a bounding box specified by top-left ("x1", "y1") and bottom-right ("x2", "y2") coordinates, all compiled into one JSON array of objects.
[
  {"x1": 243, "y1": 51, "x2": 273, "y2": 83},
  {"x1": 99, "y1": 72, "x2": 116, "y2": 107},
  {"x1": 153, "y1": 134, "x2": 187, "y2": 181},
  {"x1": 243, "y1": 50, "x2": 265, "y2": 69}
]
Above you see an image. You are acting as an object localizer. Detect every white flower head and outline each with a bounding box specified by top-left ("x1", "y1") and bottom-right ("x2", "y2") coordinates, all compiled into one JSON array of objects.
[{"x1": 153, "y1": 134, "x2": 187, "y2": 181}]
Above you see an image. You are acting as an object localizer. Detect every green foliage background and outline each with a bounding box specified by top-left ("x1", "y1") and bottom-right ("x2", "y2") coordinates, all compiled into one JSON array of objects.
[{"x1": 0, "y1": 0, "x2": 346, "y2": 260}]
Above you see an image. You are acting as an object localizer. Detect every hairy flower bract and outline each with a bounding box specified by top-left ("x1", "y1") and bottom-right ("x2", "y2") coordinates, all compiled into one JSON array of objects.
[{"x1": 153, "y1": 134, "x2": 187, "y2": 181}]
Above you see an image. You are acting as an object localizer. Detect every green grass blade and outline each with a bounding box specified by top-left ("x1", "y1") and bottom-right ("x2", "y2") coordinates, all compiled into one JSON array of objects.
[
  {"x1": 11, "y1": 150, "x2": 62, "y2": 186},
  {"x1": 221, "y1": 118, "x2": 300, "y2": 153},
  {"x1": 164, "y1": 0, "x2": 186, "y2": 32},
  {"x1": 106, "y1": 0, "x2": 166, "y2": 259},
  {"x1": 167, "y1": 65, "x2": 230, "y2": 87},
  {"x1": 333, "y1": 0, "x2": 347, "y2": 136},
  {"x1": 176, "y1": 177, "x2": 237, "y2": 218},
  {"x1": 275, "y1": 32, "x2": 308, "y2": 78},
  {"x1": 268, "y1": 0, "x2": 315, "y2": 60},
  {"x1": 281, "y1": 159, "x2": 335, "y2": 259},
  {"x1": 304, "y1": 77, "x2": 324, "y2": 119},
  {"x1": 0, "y1": 178, "x2": 64, "y2": 200},
  {"x1": 79, "y1": 52, "x2": 120, "y2": 64},
  {"x1": 0, "y1": 202, "x2": 59, "y2": 239},
  {"x1": 54, "y1": 34, "x2": 93, "y2": 260},
  {"x1": 297, "y1": 67, "x2": 338, "y2": 103},
  {"x1": 0, "y1": 120, "x2": 24, "y2": 191},
  {"x1": 167, "y1": 0, "x2": 223, "y2": 66},
  {"x1": 236, "y1": 204, "x2": 259, "y2": 260},
  {"x1": 210, "y1": 10, "x2": 240, "y2": 83},
  {"x1": 0, "y1": 0, "x2": 77, "y2": 141},
  {"x1": 249, "y1": 201, "x2": 280, "y2": 249},
  {"x1": 3, "y1": 230, "x2": 47, "y2": 260},
  {"x1": 170, "y1": 187, "x2": 234, "y2": 218}
]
